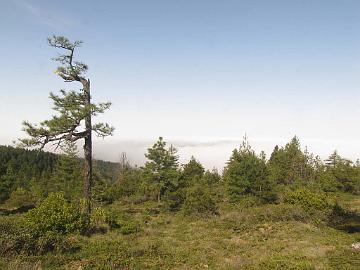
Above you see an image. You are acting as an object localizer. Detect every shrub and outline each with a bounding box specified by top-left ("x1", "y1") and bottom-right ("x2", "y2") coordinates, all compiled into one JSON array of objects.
[
  {"x1": 0, "y1": 192, "x2": 86, "y2": 256},
  {"x1": 26, "y1": 192, "x2": 88, "y2": 236},
  {"x1": 90, "y1": 207, "x2": 108, "y2": 230},
  {"x1": 283, "y1": 188, "x2": 330, "y2": 213},
  {"x1": 89, "y1": 207, "x2": 140, "y2": 234},
  {"x1": 119, "y1": 221, "x2": 140, "y2": 235},
  {"x1": 182, "y1": 184, "x2": 218, "y2": 216},
  {"x1": 259, "y1": 190, "x2": 280, "y2": 204},
  {"x1": 163, "y1": 188, "x2": 186, "y2": 212},
  {"x1": 316, "y1": 171, "x2": 340, "y2": 192},
  {"x1": 111, "y1": 216, "x2": 140, "y2": 235},
  {"x1": 234, "y1": 195, "x2": 263, "y2": 208},
  {"x1": 0, "y1": 216, "x2": 32, "y2": 256},
  {"x1": 113, "y1": 213, "x2": 140, "y2": 235},
  {"x1": 0, "y1": 215, "x2": 79, "y2": 256},
  {"x1": 35, "y1": 231, "x2": 78, "y2": 254},
  {"x1": 100, "y1": 210, "x2": 140, "y2": 234}
]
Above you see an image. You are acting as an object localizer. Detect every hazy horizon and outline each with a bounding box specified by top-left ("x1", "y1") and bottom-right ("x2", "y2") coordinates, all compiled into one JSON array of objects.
[{"x1": 1, "y1": 136, "x2": 359, "y2": 171}]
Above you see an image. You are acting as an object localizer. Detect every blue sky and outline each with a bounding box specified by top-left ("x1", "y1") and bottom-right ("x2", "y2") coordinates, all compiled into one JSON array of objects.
[{"x1": 0, "y1": 0, "x2": 360, "y2": 168}]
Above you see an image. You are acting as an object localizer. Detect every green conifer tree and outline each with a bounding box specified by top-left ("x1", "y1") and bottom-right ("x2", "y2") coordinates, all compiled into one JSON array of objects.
[
  {"x1": 224, "y1": 137, "x2": 273, "y2": 202},
  {"x1": 268, "y1": 136, "x2": 312, "y2": 185},
  {"x1": 0, "y1": 166, "x2": 16, "y2": 203},
  {"x1": 181, "y1": 156, "x2": 205, "y2": 187},
  {"x1": 51, "y1": 141, "x2": 82, "y2": 199},
  {"x1": 18, "y1": 36, "x2": 114, "y2": 213},
  {"x1": 143, "y1": 137, "x2": 179, "y2": 203}
]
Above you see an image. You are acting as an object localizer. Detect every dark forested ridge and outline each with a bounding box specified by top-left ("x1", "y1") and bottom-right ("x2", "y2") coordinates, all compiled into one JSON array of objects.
[
  {"x1": 0, "y1": 145, "x2": 58, "y2": 179},
  {"x1": 0, "y1": 145, "x2": 119, "y2": 203}
]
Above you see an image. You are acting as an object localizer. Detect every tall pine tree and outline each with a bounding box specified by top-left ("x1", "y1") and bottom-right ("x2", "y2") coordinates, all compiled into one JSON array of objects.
[{"x1": 18, "y1": 36, "x2": 114, "y2": 213}]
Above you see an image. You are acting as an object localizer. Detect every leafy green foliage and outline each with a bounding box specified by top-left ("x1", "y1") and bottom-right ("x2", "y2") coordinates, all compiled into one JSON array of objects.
[
  {"x1": 158, "y1": 156, "x2": 206, "y2": 211},
  {"x1": 0, "y1": 170, "x2": 16, "y2": 203},
  {"x1": 119, "y1": 221, "x2": 140, "y2": 235},
  {"x1": 0, "y1": 216, "x2": 32, "y2": 256},
  {"x1": 314, "y1": 170, "x2": 340, "y2": 192},
  {"x1": 283, "y1": 188, "x2": 330, "y2": 213},
  {"x1": 26, "y1": 192, "x2": 88, "y2": 235},
  {"x1": 90, "y1": 207, "x2": 108, "y2": 229},
  {"x1": 0, "y1": 215, "x2": 79, "y2": 256},
  {"x1": 163, "y1": 188, "x2": 186, "y2": 211},
  {"x1": 182, "y1": 183, "x2": 218, "y2": 216},
  {"x1": 19, "y1": 89, "x2": 113, "y2": 148}
]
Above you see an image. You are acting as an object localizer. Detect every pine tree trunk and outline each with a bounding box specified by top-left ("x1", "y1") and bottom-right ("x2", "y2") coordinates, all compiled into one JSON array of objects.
[{"x1": 83, "y1": 79, "x2": 92, "y2": 214}]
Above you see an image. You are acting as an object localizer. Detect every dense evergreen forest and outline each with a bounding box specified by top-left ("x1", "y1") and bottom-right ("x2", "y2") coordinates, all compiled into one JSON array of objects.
[
  {"x1": 1, "y1": 136, "x2": 360, "y2": 269},
  {"x1": 0, "y1": 145, "x2": 119, "y2": 205}
]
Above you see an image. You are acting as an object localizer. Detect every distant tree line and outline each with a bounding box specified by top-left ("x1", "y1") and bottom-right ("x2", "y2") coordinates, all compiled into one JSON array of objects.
[
  {"x1": 1, "y1": 135, "x2": 360, "y2": 214},
  {"x1": 90, "y1": 136, "x2": 360, "y2": 214}
]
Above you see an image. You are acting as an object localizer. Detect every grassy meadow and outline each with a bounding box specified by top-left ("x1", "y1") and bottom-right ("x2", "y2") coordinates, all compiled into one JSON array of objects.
[{"x1": 1, "y1": 192, "x2": 359, "y2": 270}]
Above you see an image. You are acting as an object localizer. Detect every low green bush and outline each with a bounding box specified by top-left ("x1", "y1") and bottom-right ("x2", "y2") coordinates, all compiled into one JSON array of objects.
[
  {"x1": 317, "y1": 172, "x2": 340, "y2": 192},
  {"x1": 163, "y1": 188, "x2": 186, "y2": 212},
  {"x1": 259, "y1": 190, "x2": 280, "y2": 204},
  {"x1": 90, "y1": 207, "x2": 108, "y2": 229},
  {"x1": 235, "y1": 195, "x2": 263, "y2": 208},
  {"x1": 115, "y1": 213, "x2": 140, "y2": 235},
  {"x1": 35, "y1": 231, "x2": 79, "y2": 254},
  {"x1": 88, "y1": 206, "x2": 117, "y2": 234},
  {"x1": 0, "y1": 192, "x2": 89, "y2": 256},
  {"x1": 0, "y1": 215, "x2": 79, "y2": 256},
  {"x1": 283, "y1": 188, "x2": 331, "y2": 213},
  {"x1": 26, "y1": 192, "x2": 89, "y2": 236},
  {"x1": 182, "y1": 184, "x2": 218, "y2": 216},
  {"x1": 0, "y1": 216, "x2": 31, "y2": 255},
  {"x1": 119, "y1": 221, "x2": 140, "y2": 235},
  {"x1": 100, "y1": 210, "x2": 140, "y2": 234}
]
